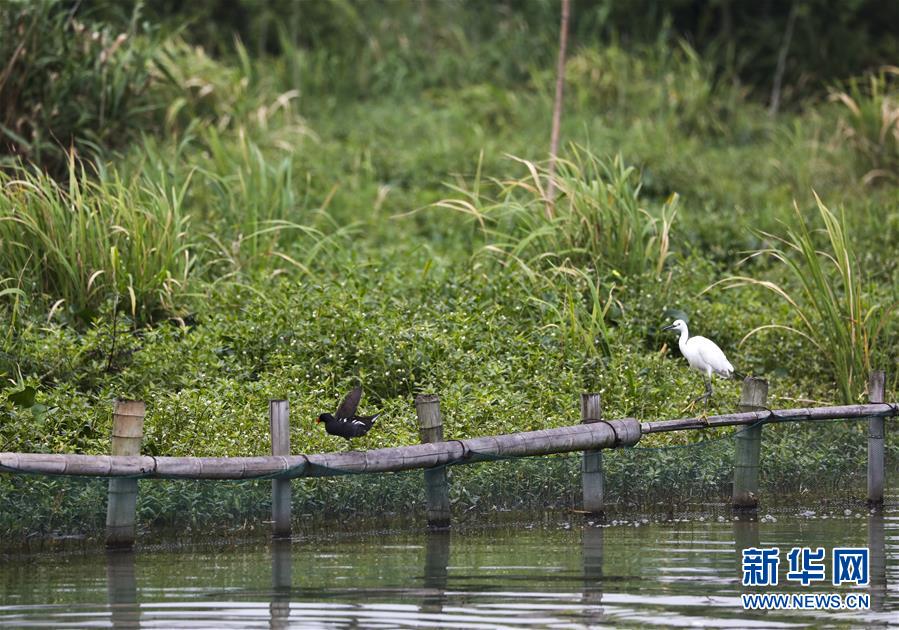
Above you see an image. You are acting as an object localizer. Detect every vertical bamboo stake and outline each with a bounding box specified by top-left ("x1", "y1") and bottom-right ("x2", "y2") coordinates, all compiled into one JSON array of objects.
[
  {"x1": 867, "y1": 370, "x2": 886, "y2": 509},
  {"x1": 416, "y1": 394, "x2": 450, "y2": 530},
  {"x1": 732, "y1": 377, "x2": 768, "y2": 512},
  {"x1": 106, "y1": 399, "x2": 145, "y2": 549},
  {"x1": 581, "y1": 393, "x2": 604, "y2": 515},
  {"x1": 270, "y1": 399, "x2": 291, "y2": 539}
]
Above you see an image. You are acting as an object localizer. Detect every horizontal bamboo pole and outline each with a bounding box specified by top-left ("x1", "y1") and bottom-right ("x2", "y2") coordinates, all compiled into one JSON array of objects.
[
  {"x1": 642, "y1": 403, "x2": 897, "y2": 434},
  {"x1": 2, "y1": 402, "x2": 894, "y2": 480},
  {"x1": 0, "y1": 419, "x2": 641, "y2": 480}
]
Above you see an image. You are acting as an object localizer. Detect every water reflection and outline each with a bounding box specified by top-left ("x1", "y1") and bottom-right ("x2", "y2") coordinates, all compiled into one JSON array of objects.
[
  {"x1": 868, "y1": 512, "x2": 886, "y2": 612},
  {"x1": 36, "y1": 507, "x2": 896, "y2": 629},
  {"x1": 732, "y1": 518, "x2": 760, "y2": 576},
  {"x1": 270, "y1": 539, "x2": 292, "y2": 630},
  {"x1": 581, "y1": 524, "x2": 605, "y2": 624},
  {"x1": 421, "y1": 530, "x2": 450, "y2": 614},
  {"x1": 106, "y1": 549, "x2": 139, "y2": 629}
]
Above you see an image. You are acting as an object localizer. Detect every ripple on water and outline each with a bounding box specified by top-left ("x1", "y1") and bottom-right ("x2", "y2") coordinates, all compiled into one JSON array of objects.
[{"x1": 1, "y1": 506, "x2": 896, "y2": 628}]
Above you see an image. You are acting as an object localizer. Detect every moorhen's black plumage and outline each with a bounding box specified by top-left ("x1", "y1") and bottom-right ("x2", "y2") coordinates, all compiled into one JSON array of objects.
[{"x1": 316, "y1": 386, "x2": 380, "y2": 441}]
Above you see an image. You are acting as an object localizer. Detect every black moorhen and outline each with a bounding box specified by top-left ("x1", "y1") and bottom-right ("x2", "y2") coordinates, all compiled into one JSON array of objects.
[{"x1": 316, "y1": 386, "x2": 380, "y2": 441}]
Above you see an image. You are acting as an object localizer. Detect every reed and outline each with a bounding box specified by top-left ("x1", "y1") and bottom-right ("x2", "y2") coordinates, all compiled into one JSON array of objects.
[
  {"x1": 0, "y1": 0, "x2": 160, "y2": 173},
  {"x1": 437, "y1": 147, "x2": 678, "y2": 280},
  {"x1": 437, "y1": 148, "x2": 676, "y2": 358},
  {"x1": 830, "y1": 67, "x2": 899, "y2": 183},
  {"x1": 531, "y1": 269, "x2": 616, "y2": 359},
  {"x1": 0, "y1": 275, "x2": 26, "y2": 335},
  {"x1": 0, "y1": 159, "x2": 193, "y2": 323},
  {"x1": 710, "y1": 194, "x2": 894, "y2": 402}
]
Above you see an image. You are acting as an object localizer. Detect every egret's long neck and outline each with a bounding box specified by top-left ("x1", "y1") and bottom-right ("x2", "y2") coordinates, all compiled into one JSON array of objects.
[{"x1": 677, "y1": 326, "x2": 689, "y2": 352}]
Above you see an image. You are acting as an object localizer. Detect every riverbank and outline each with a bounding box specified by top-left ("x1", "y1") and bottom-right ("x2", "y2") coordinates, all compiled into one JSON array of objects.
[{"x1": 1, "y1": 2, "x2": 896, "y2": 546}]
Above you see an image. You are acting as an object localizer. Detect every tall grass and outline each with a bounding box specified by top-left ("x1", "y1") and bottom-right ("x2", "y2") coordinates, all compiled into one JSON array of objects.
[
  {"x1": 0, "y1": 0, "x2": 161, "y2": 173},
  {"x1": 709, "y1": 193, "x2": 894, "y2": 402},
  {"x1": 438, "y1": 147, "x2": 678, "y2": 280},
  {"x1": 152, "y1": 37, "x2": 303, "y2": 135},
  {"x1": 0, "y1": 275, "x2": 26, "y2": 335},
  {"x1": 830, "y1": 67, "x2": 899, "y2": 183},
  {"x1": 0, "y1": 160, "x2": 193, "y2": 323},
  {"x1": 186, "y1": 126, "x2": 301, "y2": 263},
  {"x1": 437, "y1": 148, "x2": 676, "y2": 362},
  {"x1": 136, "y1": 39, "x2": 331, "y2": 274},
  {"x1": 137, "y1": 124, "x2": 344, "y2": 277},
  {"x1": 564, "y1": 39, "x2": 745, "y2": 138},
  {"x1": 531, "y1": 269, "x2": 617, "y2": 359}
]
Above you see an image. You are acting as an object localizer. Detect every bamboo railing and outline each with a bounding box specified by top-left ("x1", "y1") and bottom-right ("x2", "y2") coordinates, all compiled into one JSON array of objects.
[
  {"x1": 0, "y1": 373, "x2": 894, "y2": 548},
  {"x1": 0, "y1": 405, "x2": 892, "y2": 479},
  {"x1": 0, "y1": 418, "x2": 641, "y2": 479},
  {"x1": 641, "y1": 402, "x2": 897, "y2": 433}
]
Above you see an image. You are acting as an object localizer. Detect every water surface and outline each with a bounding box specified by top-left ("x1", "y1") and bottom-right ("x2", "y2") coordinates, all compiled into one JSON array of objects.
[{"x1": 1, "y1": 505, "x2": 896, "y2": 628}]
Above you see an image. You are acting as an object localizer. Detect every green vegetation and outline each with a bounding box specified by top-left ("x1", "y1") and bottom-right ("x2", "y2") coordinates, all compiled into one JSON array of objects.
[
  {"x1": 0, "y1": 0, "x2": 897, "y2": 542},
  {"x1": 440, "y1": 150, "x2": 678, "y2": 280},
  {"x1": 715, "y1": 195, "x2": 893, "y2": 402},
  {"x1": 0, "y1": 161, "x2": 193, "y2": 324},
  {"x1": 830, "y1": 67, "x2": 899, "y2": 182},
  {"x1": 0, "y1": 0, "x2": 159, "y2": 173}
]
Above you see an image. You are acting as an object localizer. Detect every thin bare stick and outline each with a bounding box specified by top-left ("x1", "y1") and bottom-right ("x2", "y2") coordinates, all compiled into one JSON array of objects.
[
  {"x1": 545, "y1": 0, "x2": 570, "y2": 216},
  {"x1": 769, "y1": 2, "x2": 798, "y2": 116}
]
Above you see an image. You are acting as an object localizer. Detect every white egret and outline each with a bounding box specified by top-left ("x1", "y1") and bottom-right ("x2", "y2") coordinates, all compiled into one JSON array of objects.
[{"x1": 661, "y1": 319, "x2": 735, "y2": 413}]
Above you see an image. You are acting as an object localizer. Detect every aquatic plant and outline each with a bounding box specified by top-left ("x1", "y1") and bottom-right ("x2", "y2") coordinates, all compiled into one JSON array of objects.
[
  {"x1": 0, "y1": 159, "x2": 193, "y2": 323},
  {"x1": 711, "y1": 194, "x2": 894, "y2": 403},
  {"x1": 830, "y1": 67, "x2": 899, "y2": 182},
  {"x1": 437, "y1": 148, "x2": 678, "y2": 280}
]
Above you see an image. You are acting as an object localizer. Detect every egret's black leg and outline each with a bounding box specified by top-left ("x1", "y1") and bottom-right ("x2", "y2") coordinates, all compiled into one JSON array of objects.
[
  {"x1": 689, "y1": 377, "x2": 713, "y2": 425},
  {"x1": 682, "y1": 375, "x2": 712, "y2": 416},
  {"x1": 702, "y1": 378, "x2": 714, "y2": 424},
  {"x1": 687, "y1": 393, "x2": 708, "y2": 407},
  {"x1": 689, "y1": 378, "x2": 713, "y2": 405}
]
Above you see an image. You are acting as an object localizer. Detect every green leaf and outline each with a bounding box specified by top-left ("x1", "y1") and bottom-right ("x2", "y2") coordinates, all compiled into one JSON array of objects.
[
  {"x1": 30, "y1": 404, "x2": 49, "y2": 423},
  {"x1": 7, "y1": 386, "x2": 37, "y2": 409}
]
